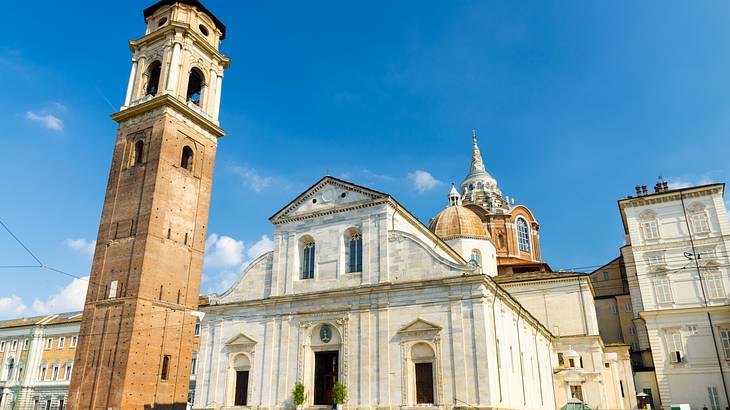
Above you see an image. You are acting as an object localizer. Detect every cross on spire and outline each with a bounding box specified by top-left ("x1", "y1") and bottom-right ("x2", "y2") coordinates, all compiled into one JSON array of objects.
[{"x1": 472, "y1": 129, "x2": 477, "y2": 145}]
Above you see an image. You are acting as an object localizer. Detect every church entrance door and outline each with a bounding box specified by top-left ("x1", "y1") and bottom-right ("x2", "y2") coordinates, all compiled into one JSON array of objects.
[
  {"x1": 415, "y1": 362, "x2": 434, "y2": 404},
  {"x1": 234, "y1": 370, "x2": 249, "y2": 405},
  {"x1": 314, "y1": 351, "x2": 338, "y2": 405}
]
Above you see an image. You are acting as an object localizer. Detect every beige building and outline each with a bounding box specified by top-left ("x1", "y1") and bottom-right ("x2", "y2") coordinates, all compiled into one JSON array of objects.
[
  {"x1": 0, "y1": 311, "x2": 203, "y2": 410},
  {"x1": 0, "y1": 313, "x2": 81, "y2": 409},
  {"x1": 495, "y1": 271, "x2": 638, "y2": 410},
  {"x1": 590, "y1": 257, "x2": 660, "y2": 409}
]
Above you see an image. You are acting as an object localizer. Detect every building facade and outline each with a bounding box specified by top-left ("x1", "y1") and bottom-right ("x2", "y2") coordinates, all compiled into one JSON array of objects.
[
  {"x1": 0, "y1": 313, "x2": 81, "y2": 410},
  {"x1": 68, "y1": 1, "x2": 229, "y2": 409},
  {"x1": 0, "y1": 312, "x2": 202, "y2": 410},
  {"x1": 193, "y1": 177, "x2": 556, "y2": 410},
  {"x1": 590, "y1": 257, "x2": 660, "y2": 409},
  {"x1": 495, "y1": 271, "x2": 637, "y2": 410},
  {"x1": 617, "y1": 181, "x2": 730, "y2": 410}
]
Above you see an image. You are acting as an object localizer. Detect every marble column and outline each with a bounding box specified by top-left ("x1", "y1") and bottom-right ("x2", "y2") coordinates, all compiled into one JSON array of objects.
[
  {"x1": 123, "y1": 58, "x2": 138, "y2": 108},
  {"x1": 166, "y1": 42, "x2": 182, "y2": 94}
]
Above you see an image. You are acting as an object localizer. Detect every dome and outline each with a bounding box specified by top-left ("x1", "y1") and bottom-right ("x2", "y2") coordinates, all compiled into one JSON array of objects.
[{"x1": 429, "y1": 205, "x2": 490, "y2": 240}]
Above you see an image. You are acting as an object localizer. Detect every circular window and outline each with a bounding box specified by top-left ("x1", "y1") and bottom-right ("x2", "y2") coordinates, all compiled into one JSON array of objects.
[
  {"x1": 312, "y1": 198, "x2": 317, "y2": 204},
  {"x1": 341, "y1": 192, "x2": 347, "y2": 198},
  {"x1": 199, "y1": 24, "x2": 209, "y2": 37},
  {"x1": 157, "y1": 17, "x2": 168, "y2": 27}
]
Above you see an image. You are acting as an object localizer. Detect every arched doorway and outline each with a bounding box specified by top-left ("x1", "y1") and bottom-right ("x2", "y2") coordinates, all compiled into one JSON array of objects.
[
  {"x1": 229, "y1": 354, "x2": 250, "y2": 406},
  {"x1": 309, "y1": 323, "x2": 342, "y2": 406},
  {"x1": 411, "y1": 343, "x2": 436, "y2": 404}
]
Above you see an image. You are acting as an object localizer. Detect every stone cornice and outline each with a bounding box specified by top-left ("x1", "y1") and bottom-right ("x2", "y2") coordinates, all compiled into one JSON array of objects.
[
  {"x1": 619, "y1": 184, "x2": 724, "y2": 209},
  {"x1": 272, "y1": 198, "x2": 388, "y2": 225},
  {"x1": 111, "y1": 94, "x2": 225, "y2": 138},
  {"x1": 639, "y1": 304, "x2": 730, "y2": 319},
  {"x1": 205, "y1": 273, "x2": 554, "y2": 339},
  {"x1": 129, "y1": 22, "x2": 230, "y2": 68}
]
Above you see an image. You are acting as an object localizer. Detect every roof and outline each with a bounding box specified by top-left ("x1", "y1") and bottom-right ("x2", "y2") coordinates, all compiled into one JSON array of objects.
[
  {"x1": 268, "y1": 175, "x2": 467, "y2": 264},
  {"x1": 269, "y1": 175, "x2": 389, "y2": 222},
  {"x1": 429, "y1": 205, "x2": 490, "y2": 240},
  {"x1": 144, "y1": 0, "x2": 226, "y2": 39},
  {"x1": 0, "y1": 311, "x2": 82, "y2": 330},
  {"x1": 617, "y1": 182, "x2": 725, "y2": 234},
  {"x1": 494, "y1": 270, "x2": 590, "y2": 285}
]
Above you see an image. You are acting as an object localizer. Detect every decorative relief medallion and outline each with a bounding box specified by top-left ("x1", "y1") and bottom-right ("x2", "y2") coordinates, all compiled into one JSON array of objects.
[{"x1": 319, "y1": 325, "x2": 332, "y2": 343}]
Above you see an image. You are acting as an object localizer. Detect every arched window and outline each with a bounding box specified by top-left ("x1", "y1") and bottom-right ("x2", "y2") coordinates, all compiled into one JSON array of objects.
[
  {"x1": 181, "y1": 146, "x2": 194, "y2": 171},
  {"x1": 186, "y1": 68, "x2": 204, "y2": 106},
  {"x1": 516, "y1": 217, "x2": 531, "y2": 252},
  {"x1": 145, "y1": 61, "x2": 162, "y2": 96},
  {"x1": 471, "y1": 249, "x2": 481, "y2": 266},
  {"x1": 134, "y1": 140, "x2": 144, "y2": 165},
  {"x1": 301, "y1": 238, "x2": 315, "y2": 279},
  {"x1": 346, "y1": 229, "x2": 362, "y2": 273}
]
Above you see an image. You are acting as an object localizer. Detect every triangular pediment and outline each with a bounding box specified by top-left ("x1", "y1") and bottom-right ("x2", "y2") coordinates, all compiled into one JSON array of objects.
[
  {"x1": 398, "y1": 318, "x2": 442, "y2": 334},
  {"x1": 225, "y1": 332, "x2": 258, "y2": 346},
  {"x1": 269, "y1": 176, "x2": 389, "y2": 222}
]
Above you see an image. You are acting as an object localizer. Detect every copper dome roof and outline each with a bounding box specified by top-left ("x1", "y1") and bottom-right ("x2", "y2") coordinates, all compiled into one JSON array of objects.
[{"x1": 428, "y1": 205, "x2": 490, "y2": 240}]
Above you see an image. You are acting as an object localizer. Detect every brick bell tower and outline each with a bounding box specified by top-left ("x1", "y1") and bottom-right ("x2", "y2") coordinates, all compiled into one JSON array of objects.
[{"x1": 67, "y1": 1, "x2": 229, "y2": 409}]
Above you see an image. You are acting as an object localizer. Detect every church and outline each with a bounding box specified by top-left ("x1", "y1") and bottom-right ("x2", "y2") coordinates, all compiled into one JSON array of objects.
[{"x1": 192, "y1": 137, "x2": 559, "y2": 410}]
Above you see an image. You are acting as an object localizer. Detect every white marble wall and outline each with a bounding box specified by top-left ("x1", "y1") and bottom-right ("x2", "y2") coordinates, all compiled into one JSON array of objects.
[{"x1": 198, "y1": 180, "x2": 555, "y2": 410}]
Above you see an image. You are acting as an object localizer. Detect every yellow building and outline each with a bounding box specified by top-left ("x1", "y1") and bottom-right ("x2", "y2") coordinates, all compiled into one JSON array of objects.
[{"x1": 0, "y1": 310, "x2": 202, "y2": 409}]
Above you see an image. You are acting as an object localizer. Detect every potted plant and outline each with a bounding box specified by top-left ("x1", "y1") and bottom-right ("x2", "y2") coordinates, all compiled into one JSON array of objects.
[
  {"x1": 293, "y1": 382, "x2": 306, "y2": 410},
  {"x1": 333, "y1": 382, "x2": 348, "y2": 410}
]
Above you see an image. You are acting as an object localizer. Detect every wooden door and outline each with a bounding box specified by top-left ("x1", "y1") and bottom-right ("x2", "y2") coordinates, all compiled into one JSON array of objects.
[
  {"x1": 235, "y1": 370, "x2": 249, "y2": 405},
  {"x1": 415, "y1": 362, "x2": 434, "y2": 404},
  {"x1": 314, "y1": 351, "x2": 339, "y2": 404}
]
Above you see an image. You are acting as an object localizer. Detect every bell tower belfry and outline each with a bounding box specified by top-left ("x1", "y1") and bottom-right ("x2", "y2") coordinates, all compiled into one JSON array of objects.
[{"x1": 68, "y1": 1, "x2": 229, "y2": 409}]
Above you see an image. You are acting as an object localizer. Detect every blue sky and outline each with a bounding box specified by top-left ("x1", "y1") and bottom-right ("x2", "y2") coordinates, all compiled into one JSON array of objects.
[{"x1": 1, "y1": 1, "x2": 729, "y2": 319}]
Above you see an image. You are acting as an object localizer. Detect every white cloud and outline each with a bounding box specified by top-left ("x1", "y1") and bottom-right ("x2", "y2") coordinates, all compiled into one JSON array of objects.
[
  {"x1": 0, "y1": 296, "x2": 28, "y2": 319},
  {"x1": 202, "y1": 234, "x2": 275, "y2": 294},
  {"x1": 0, "y1": 276, "x2": 89, "y2": 319},
  {"x1": 247, "y1": 235, "x2": 274, "y2": 261},
  {"x1": 668, "y1": 175, "x2": 717, "y2": 189},
  {"x1": 65, "y1": 238, "x2": 95, "y2": 259},
  {"x1": 408, "y1": 170, "x2": 442, "y2": 193},
  {"x1": 30, "y1": 276, "x2": 89, "y2": 315},
  {"x1": 229, "y1": 164, "x2": 280, "y2": 192},
  {"x1": 204, "y1": 233, "x2": 245, "y2": 268},
  {"x1": 25, "y1": 111, "x2": 63, "y2": 132}
]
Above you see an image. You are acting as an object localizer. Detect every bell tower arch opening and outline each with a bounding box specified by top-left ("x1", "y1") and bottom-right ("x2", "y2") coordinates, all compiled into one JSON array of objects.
[{"x1": 67, "y1": 1, "x2": 230, "y2": 409}]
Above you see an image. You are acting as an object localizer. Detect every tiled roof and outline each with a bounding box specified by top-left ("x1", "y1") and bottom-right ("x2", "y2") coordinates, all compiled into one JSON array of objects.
[
  {"x1": 429, "y1": 205, "x2": 489, "y2": 240},
  {"x1": 0, "y1": 311, "x2": 83, "y2": 330}
]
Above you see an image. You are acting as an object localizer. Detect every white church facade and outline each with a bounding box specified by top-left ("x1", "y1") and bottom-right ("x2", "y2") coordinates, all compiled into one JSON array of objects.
[{"x1": 193, "y1": 176, "x2": 556, "y2": 410}]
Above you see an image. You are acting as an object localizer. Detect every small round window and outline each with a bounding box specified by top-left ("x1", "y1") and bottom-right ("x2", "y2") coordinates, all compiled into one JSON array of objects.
[
  {"x1": 157, "y1": 17, "x2": 168, "y2": 27},
  {"x1": 199, "y1": 24, "x2": 209, "y2": 37}
]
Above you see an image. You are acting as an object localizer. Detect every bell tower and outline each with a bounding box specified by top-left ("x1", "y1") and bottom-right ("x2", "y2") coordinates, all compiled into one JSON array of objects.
[{"x1": 67, "y1": 1, "x2": 229, "y2": 409}]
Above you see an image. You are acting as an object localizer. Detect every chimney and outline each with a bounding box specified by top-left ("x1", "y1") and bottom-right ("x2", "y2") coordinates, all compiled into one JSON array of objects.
[
  {"x1": 662, "y1": 181, "x2": 669, "y2": 191},
  {"x1": 635, "y1": 185, "x2": 642, "y2": 196},
  {"x1": 641, "y1": 185, "x2": 648, "y2": 195},
  {"x1": 654, "y1": 182, "x2": 661, "y2": 193}
]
